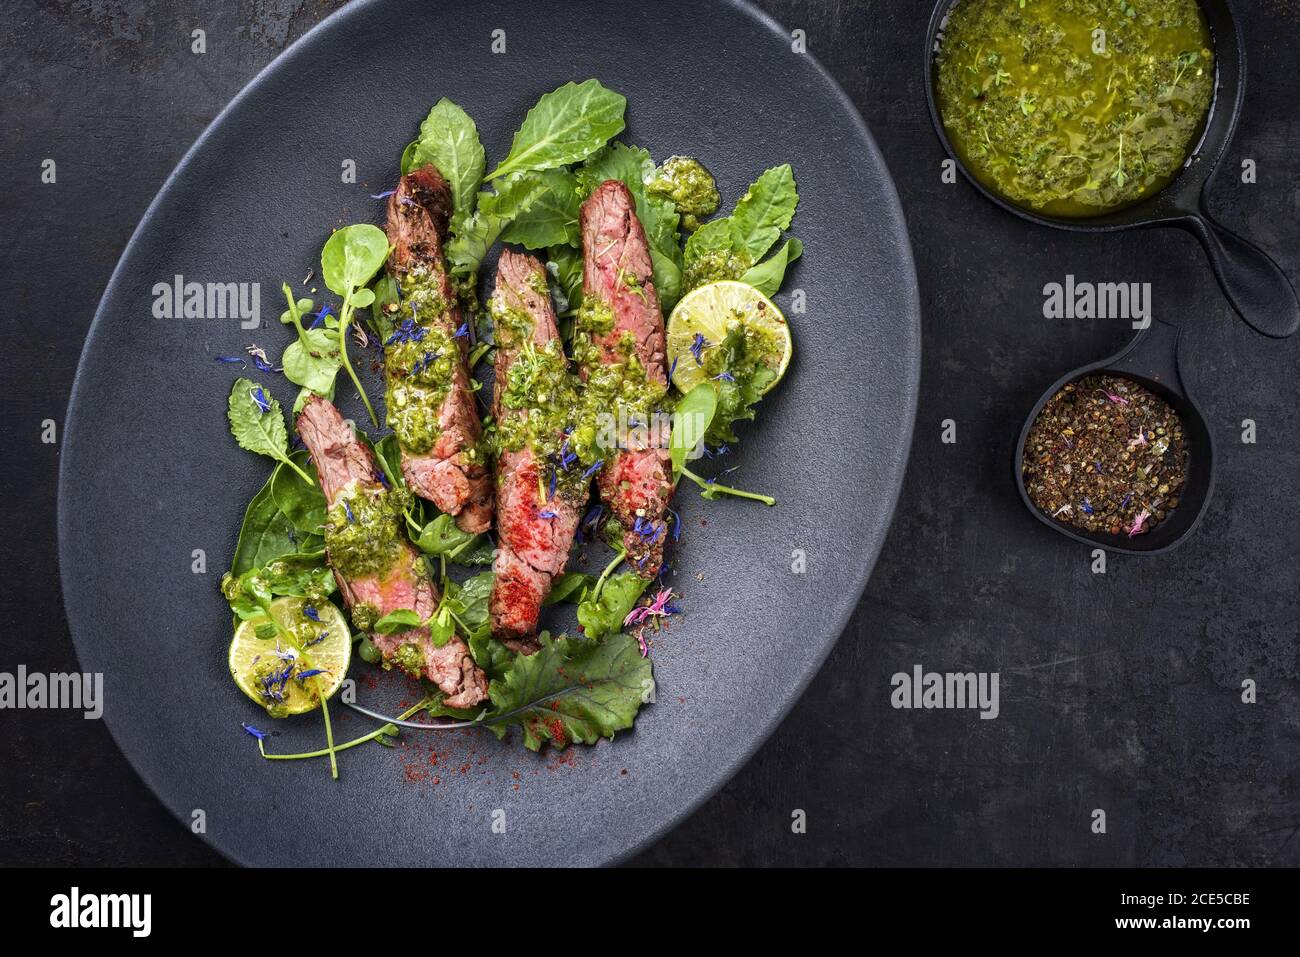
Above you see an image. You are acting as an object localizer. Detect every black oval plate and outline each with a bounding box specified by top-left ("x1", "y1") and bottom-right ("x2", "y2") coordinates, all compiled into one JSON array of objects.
[{"x1": 58, "y1": 0, "x2": 919, "y2": 866}]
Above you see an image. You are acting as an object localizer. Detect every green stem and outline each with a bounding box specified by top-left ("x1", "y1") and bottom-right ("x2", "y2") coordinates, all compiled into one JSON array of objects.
[
  {"x1": 338, "y1": 297, "x2": 379, "y2": 426},
  {"x1": 259, "y1": 700, "x2": 432, "y2": 761},
  {"x1": 317, "y1": 684, "x2": 339, "y2": 779},
  {"x1": 280, "y1": 454, "x2": 315, "y2": 486},
  {"x1": 680, "y1": 466, "x2": 776, "y2": 506},
  {"x1": 591, "y1": 548, "x2": 627, "y2": 602},
  {"x1": 282, "y1": 283, "x2": 310, "y2": 346}
]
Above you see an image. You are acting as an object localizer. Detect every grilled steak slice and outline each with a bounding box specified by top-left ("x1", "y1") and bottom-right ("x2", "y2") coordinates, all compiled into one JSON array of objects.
[
  {"x1": 488, "y1": 251, "x2": 587, "y2": 651},
  {"x1": 296, "y1": 395, "x2": 487, "y2": 708},
  {"x1": 383, "y1": 164, "x2": 493, "y2": 534},
  {"x1": 578, "y1": 180, "x2": 674, "y2": 577}
]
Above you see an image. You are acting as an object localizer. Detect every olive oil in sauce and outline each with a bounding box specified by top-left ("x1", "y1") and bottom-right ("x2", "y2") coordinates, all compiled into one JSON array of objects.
[{"x1": 935, "y1": 0, "x2": 1214, "y2": 217}]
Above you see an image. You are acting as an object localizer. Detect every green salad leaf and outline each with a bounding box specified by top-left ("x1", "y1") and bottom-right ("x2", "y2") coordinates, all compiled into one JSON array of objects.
[
  {"x1": 446, "y1": 174, "x2": 553, "y2": 277},
  {"x1": 321, "y1": 224, "x2": 390, "y2": 297},
  {"x1": 487, "y1": 79, "x2": 627, "y2": 181},
  {"x1": 546, "y1": 245, "x2": 583, "y2": 314},
  {"x1": 499, "y1": 169, "x2": 581, "y2": 249},
  {"x1": 410, "y1": 98, "x2": 486, "y2": 218},
  {"x1": 415, "y1": 513, "x2": 478, "y2": 558},
  {"x1": 227, "y1": 378, "x2": 313, "y2": 484},
  {"x1": 373, "y1": 609, "x2": 423, "y2": 634},
  {"x1": 729, "y1": 164, "x2": 799, "y2": 261},
  {"x1": 487, "y1": 631, "x2": 653, "y2": 751},
  {"x1": 269, "y1": 451, "x2": 326, "y2": 534},
  {"x1": 577, "y1": 572, "x2": 651, "y2": 640},
  {"x1": 670, "y1": 382, "x2": 717, "y2": 479},
  {"x1": 544, "y1": 571, "x2": 595, "y2": 606},
  {"x1": 682, "y1": 165, "x2": 799, "y2": 294},
  {"x1": 741, "y1": 237, "x2": 803, "y2": 298}
]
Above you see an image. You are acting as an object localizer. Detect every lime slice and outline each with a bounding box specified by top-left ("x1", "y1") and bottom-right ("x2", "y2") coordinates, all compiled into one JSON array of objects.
[
  {"x1": 229, "y1": 597, "x2": 350, "y2": 717},
  {"x1": 666, "y1": 280, "x2": 792, "y2": 396}
]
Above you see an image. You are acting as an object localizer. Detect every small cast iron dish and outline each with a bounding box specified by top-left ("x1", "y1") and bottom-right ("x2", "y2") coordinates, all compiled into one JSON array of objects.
[
  {"x1": 1013, "y1": 319, "x2": 1215, "y2": 555},
  {"x1": 925, "y1": 0, "x2": 1300, "y2": 340}
]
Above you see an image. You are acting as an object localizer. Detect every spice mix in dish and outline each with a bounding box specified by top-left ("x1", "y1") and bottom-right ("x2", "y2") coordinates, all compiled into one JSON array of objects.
[{"x1": 1023, "y1": 374, "x2": 1188, "y2": 537}]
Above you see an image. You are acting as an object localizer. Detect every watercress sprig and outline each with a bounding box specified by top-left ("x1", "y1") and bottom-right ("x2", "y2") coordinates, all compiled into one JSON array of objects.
[{"x1": 319, "y1": 224, "x2": 391, "y2": 426}]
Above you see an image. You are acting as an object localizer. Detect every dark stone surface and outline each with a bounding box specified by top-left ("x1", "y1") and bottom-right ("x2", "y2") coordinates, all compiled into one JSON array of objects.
[{"x1": 2, "y1": 0, "x2": 1297, "y2": 867}]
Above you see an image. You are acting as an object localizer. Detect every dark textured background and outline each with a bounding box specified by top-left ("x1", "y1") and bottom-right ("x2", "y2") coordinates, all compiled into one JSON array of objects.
[{"x1": 2, "y1": 0, "x2": 1297, "y2": 867}]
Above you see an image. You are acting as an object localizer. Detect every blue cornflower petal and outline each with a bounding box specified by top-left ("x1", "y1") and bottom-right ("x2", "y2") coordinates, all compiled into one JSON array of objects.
[
  {"x1": 303, "y1": 605, "x2": 321, "y2": 622},
  {"x1": 242, "y1": 723, "x2": 269, "y2": 740},
  {"x1": 370, "y1": 189, "x2": 397, "y2": 199},
  {"x1": 250, "y1": 387, "x2": 272, "y2": 413},
  {"x1": 310, "y1": 304, "x2": 333, "y2": 330}
]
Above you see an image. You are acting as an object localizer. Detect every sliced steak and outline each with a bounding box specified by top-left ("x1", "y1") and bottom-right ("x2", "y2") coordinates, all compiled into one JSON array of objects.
[
  {"x1": 297, "y1": 395, "x2": 487, "y2": 708},
  {"x1": 488, "y1": 250, "x2": 587, "y2": 650},
  {"x1": 579, "y1": 179, "x2": 674, "y2": 577},
  {"x1": 383, "y1": 164, "x2": 493, "y2": 534}
]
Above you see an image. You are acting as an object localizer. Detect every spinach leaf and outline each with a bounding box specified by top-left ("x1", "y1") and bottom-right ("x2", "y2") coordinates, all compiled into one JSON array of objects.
[
  {"x1": 544, "y1": 571, "x2": 595, "y2": 606},
  {"x1": 487, "y1": 79, "x2": 627, "y2": 181},
  {"x1": 729, "y1": 164, "x2": 799, "y2": 262},
  {"x1": 269, "y1": 451, "x2": 325, "y2": 534},
  {"x1": 577, "y1": 572, "x2": 651, "y2": 640},
  {"x1": 740, "y1": 237, "x2": 803, "y2": 298},
  {"x1": 413, "y1": 513, "x2": 493, "y2": 563},
  {"x1": 447, "y1": 572, "x2": 512, "y2": 680},
  {"x1": 427, "y1": 606, "x2": 456, "y2": 647},
  {"x1": 318, "y1": 224, "x2": 390, "y2": 427},
  {"x1": 411, "y1": 98, "x2": 486, "y2": 218},
  {"x1": 226, "y1": 377, "x2": 313, "y2": 484},
  {"x1": 486, "y1": 632, "x2": 653, "y2": 751},
  {"x1": 399, "y1": 140, "x2": 419, "y2": 176},
  {"x1": 373, "y1": 609, "x2": 423, "y2": 634},
  {"x1": 670, "y1": 383, "x2": 718, "y2": 478},
  {"x1": 231, "y1": 479, "x2": 299, "y2": 576},
  {"x1": 443, "y1": 571, "x2": 494, "y2": 642}
]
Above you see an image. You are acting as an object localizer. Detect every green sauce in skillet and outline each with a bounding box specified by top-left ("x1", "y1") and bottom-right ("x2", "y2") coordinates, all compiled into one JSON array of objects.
[{"x1": 935, "y1": 0, "x2": 1214, "y2": 217}]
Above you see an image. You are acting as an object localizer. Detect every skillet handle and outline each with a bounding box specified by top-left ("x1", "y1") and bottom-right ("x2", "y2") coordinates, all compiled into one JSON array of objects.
[
  {"x1": 1179, "y1": 211, "x2": 1300, "y2": 338},
  {"x1": 1110, "y1": 318, "x2": 1183, "y2": 391}
]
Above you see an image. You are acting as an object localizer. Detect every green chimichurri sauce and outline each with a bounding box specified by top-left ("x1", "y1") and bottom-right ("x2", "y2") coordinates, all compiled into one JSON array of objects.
[
  {"x1": 647, "y1": 156, "x2": 721, "y2": 232},
  {"x1": 935, "y1": 0, "x2": 1214, "y2": 217},
  {"x1": 489, "y1": 292, "x2": 668, "y2": 496},
  {"x1": 323, "y1": 482, "x2": 411, "y2": 580},
  {"x1": 384, "y1": 266, "x2": 459, "y2": 454}
]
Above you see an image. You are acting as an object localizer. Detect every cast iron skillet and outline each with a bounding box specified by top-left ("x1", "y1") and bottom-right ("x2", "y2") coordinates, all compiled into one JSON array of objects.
[
  {"x1": 56, "y1": 0, "x2": 920, "y2": 866},
  {"x1": 1014, "y1": 320, "x2": 1215, "y2": 555},
  {"x1": 926, "y1": 0, "x2": 1300, "y2": 339}
]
